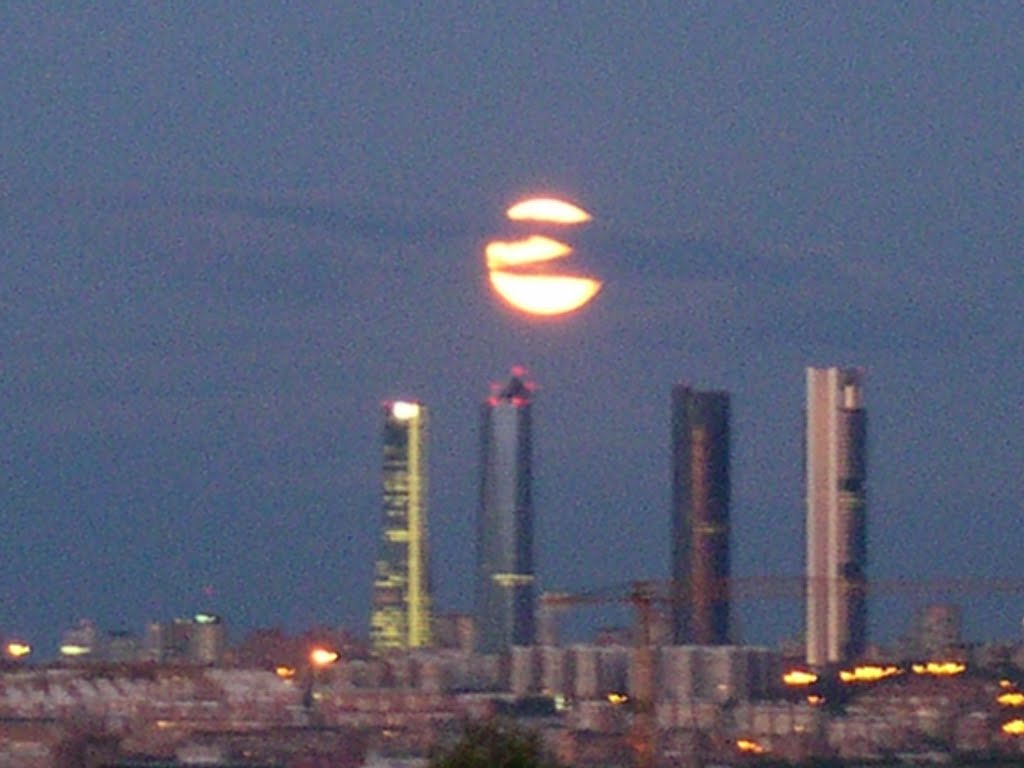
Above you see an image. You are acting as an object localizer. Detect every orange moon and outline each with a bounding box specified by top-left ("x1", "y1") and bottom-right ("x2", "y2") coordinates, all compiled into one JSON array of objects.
[{"x1": 486, "y1": 197, "x2": 602, "y2": 316}]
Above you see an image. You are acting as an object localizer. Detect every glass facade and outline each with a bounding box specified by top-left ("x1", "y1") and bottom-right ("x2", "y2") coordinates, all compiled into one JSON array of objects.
[
  {"x1": 475, "y1": 374, "x2": 535, "y2": 653},
  {"x1": 670, "y1": 386, "x2": 731, "y2": 645},
  {"x1": 371, "y1": 401, "x2": 432, "y2": 652}
]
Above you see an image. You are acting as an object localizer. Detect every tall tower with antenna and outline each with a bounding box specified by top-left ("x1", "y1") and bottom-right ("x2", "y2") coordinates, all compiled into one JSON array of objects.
[{"x1": 476, "y1": 369, "x2": 536, "y2": 653}]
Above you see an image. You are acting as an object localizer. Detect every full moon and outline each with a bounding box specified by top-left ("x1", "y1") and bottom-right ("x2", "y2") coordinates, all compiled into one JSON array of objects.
[{"x1": 486, "y1": 197, "x2": 602, "y2": 317}]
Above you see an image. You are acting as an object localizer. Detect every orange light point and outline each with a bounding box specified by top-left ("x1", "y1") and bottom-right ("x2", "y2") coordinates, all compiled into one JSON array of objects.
[{"x1": 309, "y1": 647, "x2": 339, "y2": 667}]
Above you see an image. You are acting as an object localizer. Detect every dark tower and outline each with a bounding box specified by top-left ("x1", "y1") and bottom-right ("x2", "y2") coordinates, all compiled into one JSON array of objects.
[
  {"x1": 671, "y1": 386, "x2": 731, "y2": 645},
  {"x1": 476, "y1": 370, "x2": 535, "y2": 653}
]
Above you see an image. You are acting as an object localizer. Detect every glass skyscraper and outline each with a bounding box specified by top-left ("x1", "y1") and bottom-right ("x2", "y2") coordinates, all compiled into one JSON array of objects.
[
  {"x1": 670, "y1": 385, "x2": 731, "y2": 645},
  {"x1": 371, "y1": 400, "x2": 432, "y2": 652},
  {"x1": 805, "y1": 366, "x2": 867, "y2": 666},
  {"x1": 475, "y1": 372, "x2": 535, "y2": 653}
]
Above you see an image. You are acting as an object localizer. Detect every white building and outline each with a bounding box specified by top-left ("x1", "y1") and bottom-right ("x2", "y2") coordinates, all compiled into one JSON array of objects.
[{"x1": 805, "y1": 367, "x2": 868, "y2": 667}]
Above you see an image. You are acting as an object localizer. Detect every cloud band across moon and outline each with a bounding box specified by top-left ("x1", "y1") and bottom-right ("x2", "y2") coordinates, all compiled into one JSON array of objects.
[
  {"x1": 485, "y1": 197, "x2": 603, "y2": 317},
  {"x1": 37, "y1": 184, "x2": 825, "y2": 287}
]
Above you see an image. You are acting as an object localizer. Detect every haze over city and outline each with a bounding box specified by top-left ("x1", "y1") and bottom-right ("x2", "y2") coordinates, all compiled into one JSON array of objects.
[{"x1": 2, "y1": 4, "x2": 1022, "y2": 656}]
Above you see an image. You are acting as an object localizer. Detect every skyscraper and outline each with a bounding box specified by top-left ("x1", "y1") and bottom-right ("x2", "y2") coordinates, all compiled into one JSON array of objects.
[
  {"x1": 476, "y1": 371, "x2": 535, "y2": 653},
  {"x1": 805, "y1": 367, "x2": 867, "y2": 667},
  {"x1": 670, "y1": 386, "x2": 732, "y2": 645},
  {"x1": 371, "y1": 400, "x2": 432, "y2": 652}
]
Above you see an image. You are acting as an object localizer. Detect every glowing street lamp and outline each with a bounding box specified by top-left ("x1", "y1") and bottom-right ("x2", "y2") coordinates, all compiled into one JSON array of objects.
[
  {"x1": 303, "y1": 646, "x2": 340, "y2": 720},
  {"x1": 998, "y1": 692, "x2": 1024, "y2": 707},
  {"x1": 1002, "y1": 719, "x2": 1024, "y2": 736},
  {"x1": 736, "y1": 739, "x2": 766, "y2": 755},
  {"x1": 838, "y1": 664, "x2": 902, "y2": 683},
  {"x1": 309, "y1": 647, "x2": 339, "y2": 667},
  {"x1": 911, "y1": 661, "x2": 966, "y2": 677},
  {"x1": 783, "y1": 669, "x2": 819, "y2": 686},
  {"x1": 5, "y1": 642, "x2": 31, "y2": 659}
]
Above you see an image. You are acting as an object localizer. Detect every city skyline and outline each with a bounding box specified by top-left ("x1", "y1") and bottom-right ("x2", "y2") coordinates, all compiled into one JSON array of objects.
[
  {"x1": 2, "y1": 6, "x2": 1021, "y2": 655},
  {"x1": 1, "y1": 358, "x2": 1019, "y2": 657}
]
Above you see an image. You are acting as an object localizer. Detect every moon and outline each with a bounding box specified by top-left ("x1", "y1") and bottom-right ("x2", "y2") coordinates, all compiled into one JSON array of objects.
[
  {"x1": 488, "y1": 272, "x2": 602, "y2": 317},
  {"x1": 486, "y1": 197, "x2": 602, "y2": 317},
  {"x1": 506, "y1": 198, "x2": 593, "y2": 225}
]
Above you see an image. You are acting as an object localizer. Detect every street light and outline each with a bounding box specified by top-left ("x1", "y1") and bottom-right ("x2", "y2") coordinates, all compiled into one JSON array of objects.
[
  {"x1": 309, "y1": 647, "x2": 339, "y2": 668},
  {"x1": 274, "y1": 665, "x2": 296, "y2": 679},
  {"x1": 303, "y1": 646, "x2": 340, "y2": 719},
  {"x1": 4, "y1": 642, "x2": 31, "y2": 660}
]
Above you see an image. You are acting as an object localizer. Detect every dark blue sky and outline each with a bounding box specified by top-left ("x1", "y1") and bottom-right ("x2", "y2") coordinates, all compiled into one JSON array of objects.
[{"x1": 2, "y1": 4, "x2": 1022, "y2": 654}]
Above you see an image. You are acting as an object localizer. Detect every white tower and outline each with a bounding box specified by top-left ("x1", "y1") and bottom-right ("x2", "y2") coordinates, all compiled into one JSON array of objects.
[{"x1": 805, "y1": 367, "x2": 867, "y2": 667}]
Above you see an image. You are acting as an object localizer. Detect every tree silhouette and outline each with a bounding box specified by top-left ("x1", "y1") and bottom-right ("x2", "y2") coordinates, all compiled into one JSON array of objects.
[{"x1": 430, "y1": 720, "x2": 565, "y2": 768}]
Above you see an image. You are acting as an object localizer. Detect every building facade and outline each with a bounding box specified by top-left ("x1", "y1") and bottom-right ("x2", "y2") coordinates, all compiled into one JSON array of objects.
[
  {"x1": 670, "y1": 386, "x2": 732, "y2": 645},
  {"x1": 912, "y1": 603, "x2": 963, "y2": 658},
  {"x1": 476, "y1": 372, "x2": 536, "y2": 653},
  {"x1": 805, "y1": 366, "x2": 868, "y2": 667},
  {"x1": 371, "y1": 400, "x2": 432, "y2": 651}
]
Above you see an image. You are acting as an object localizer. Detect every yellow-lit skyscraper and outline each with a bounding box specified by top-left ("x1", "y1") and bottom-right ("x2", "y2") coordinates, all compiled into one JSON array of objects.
[
  {"x1": 371, "y1": 400, "x2": 432, "y2": 651},
  {"x1": 805, "y1": 367, "x2": 867, "y2": 667}
]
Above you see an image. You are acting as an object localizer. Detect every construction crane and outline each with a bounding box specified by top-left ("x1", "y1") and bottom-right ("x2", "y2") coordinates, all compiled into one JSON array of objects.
[
  {"x1": 539, "y1": 581, "x2": 662, "y2": 768},
  {"x1": 538, "y1": 573, "x2": 1024, "y2": 768}
]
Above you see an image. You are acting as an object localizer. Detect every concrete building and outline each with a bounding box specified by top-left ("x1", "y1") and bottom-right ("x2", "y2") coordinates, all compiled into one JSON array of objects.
[
  {"x1": 58, "y1": 619, "x2": 103, "y2": 662},
  {"x1": 372, "y1": 400, "x2": 433, "y2": 651},
  {"x1": 475, "y1": 371, "x2": 536, "y2": 653},
  {"x1": 657, "y1": 645, "x2": 774, "y2": 704},
  {"x1": 805, "y1": 367, "x2": 868, "y2": 666},
  {"x1": 912, "y1": 604, "x2": 963, "y2": 658},
  {"x1": 432, "y1": 613, "x2": 475, "y2": 653},
  {"x1": 670, "y1": 386, "x2": 731, "y2": 645},
  {"x1": 190, "y1": 613, "x2": 226, "y2": 664}
]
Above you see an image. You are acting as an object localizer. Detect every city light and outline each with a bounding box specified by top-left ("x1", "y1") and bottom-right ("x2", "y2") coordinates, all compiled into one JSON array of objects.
[
  {"x1": 59, "y1": 644, "x2": 91, "y2": 657},
  {"x1": 1001, "y1": 719, "x2": 1024, "y2": 736},
  {"x1": 736, "y1": 739, "x2": 766, "y2": 755},
  {"x1": 5, "y1": 642, "x2": 31, "y2": 659},
  {"x1": 309, "y1": 647, "x2": 339, "y2": 667},
  {"x1": 607, "y1": 692, "x2": 629, "y2": 705},
  {"x1": 998, "y1": 692, "x2": 1024, "y2": 707},
  {"x1": 839, "y1": 665, "x2": 902, "y2": 683},
  {"x1": 911, "y1": 661, "x2": 966, "y2": 677},
  {"x1": 274, "y1": 665, "x2": 296, "y2": 679},
  {"x1": 783, "y1": 669, "x2": 819, "y2": 686},
  {"x1": 390, "y1": 401, "x2": 420, "y2": 421}
]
